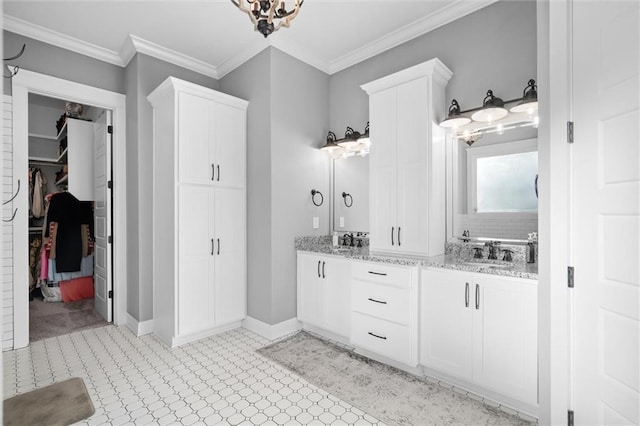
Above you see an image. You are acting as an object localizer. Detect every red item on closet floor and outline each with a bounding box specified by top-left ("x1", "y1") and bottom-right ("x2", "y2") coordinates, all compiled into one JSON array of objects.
[{"x1": 59, "y1": 276, "x2": 94, "y2": 302}]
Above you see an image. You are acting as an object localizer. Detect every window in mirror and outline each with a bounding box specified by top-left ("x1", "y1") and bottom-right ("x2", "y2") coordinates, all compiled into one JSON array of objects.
[{"x1": 468, "y1": 138, "x2": 538, "y2": 214}]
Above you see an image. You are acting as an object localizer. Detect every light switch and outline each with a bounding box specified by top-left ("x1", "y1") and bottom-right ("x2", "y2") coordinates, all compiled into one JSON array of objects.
[
  {"x1": 339, "y1": 217, "x2": 345, "y2": 228},
  {"x1": 313, "y1": 217, "x2": 319, "y2": 229}
]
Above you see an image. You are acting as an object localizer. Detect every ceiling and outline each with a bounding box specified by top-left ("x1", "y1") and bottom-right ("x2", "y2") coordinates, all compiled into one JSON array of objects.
[{"x1": 3, "y1": 0, "x2": 498, "y2": 78}]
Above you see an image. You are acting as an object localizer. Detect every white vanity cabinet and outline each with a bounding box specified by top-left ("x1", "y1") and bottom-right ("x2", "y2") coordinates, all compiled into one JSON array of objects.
[
  {"x1": 421, "y1": 267, "x2": 538, "y2": 409},
  {"x1": 361, "y1": 59, "x2": 451, "y2": 258},
  {"x1": 297, "y1": 252, "x2": 351, "y2": 339},
  {"x1": 148, "y1": 77, "x2": 248, "y2": 347},
  {"x1": 350, "y1": 261, "x2": 419, "y2": 366}
]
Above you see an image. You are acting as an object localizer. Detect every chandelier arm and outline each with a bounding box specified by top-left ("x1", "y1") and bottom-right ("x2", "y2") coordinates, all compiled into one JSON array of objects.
[
  {"x1": 274, "y1": 0, "x2": 301, "y2": 30},
  {"x1": 267, "y1": 0, "x2": 278, "y2": 24}
]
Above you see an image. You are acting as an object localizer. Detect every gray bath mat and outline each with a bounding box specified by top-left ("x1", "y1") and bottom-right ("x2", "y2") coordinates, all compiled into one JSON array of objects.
[
  {"x1": 3, "y1": 377, "x2": 95, "y2": 426},
  {"x1": 258, "y1": 331, "x2": 532, "y2": 426}
]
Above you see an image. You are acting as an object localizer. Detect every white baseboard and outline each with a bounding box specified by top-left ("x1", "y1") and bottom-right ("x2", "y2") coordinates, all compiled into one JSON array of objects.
[
  {"x1": 126, "y1": 313, "x2": 154, "y2": 337},
  {"x1": 242, "y1": 316, "x2": 301, "y2": 340}
]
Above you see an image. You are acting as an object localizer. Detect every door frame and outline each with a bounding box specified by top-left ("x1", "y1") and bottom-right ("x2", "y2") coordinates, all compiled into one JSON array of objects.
[{"x1": 12, "y1": 69, "x2": 127, "y2": 348}]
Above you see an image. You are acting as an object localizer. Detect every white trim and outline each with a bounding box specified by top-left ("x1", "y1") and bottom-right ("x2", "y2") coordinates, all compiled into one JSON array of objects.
[
  {"x1": 168, "y1": 321, "x2": 243, "y2": 347},
  {"x1": 3, "y1": 15, "x2": 124, "y2": 66},
  {"x1": 126, "y1": 314, "x2": 154, "y2": 337},
  {"x1": 242, "y1": 316, "x2": 302, "y2": 341},
  {"x1": 127, "y1": 35, "x2": 219, "y2": 79},
  {"x1": 12, "y1": 69, "x2": 128, "y2": 349},
  {"x1": 328, "y1": 0, "x2": 499, "y2": 74}
]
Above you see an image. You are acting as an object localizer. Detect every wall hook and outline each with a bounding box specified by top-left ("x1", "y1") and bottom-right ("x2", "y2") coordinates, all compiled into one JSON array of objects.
[
  {"x1": 342, "y1": 192, "x2": 353, "y2": 208},
  {"x1": 4, "y1": 43, "x2": 25, "y2": 79},
  {"x1": 310, "y1": 189, "x2": 324, "y2": 207}
]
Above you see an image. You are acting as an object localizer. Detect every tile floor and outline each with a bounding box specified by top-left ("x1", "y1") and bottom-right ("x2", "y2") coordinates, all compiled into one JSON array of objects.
[{"x1": 3, "y1": 325, "x2": 383, "y2": 425}]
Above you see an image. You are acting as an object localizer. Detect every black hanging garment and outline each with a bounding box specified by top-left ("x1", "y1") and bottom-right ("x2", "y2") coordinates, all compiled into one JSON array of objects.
[{"x1": 45, "y1": 192, "x2": 93, "y2": 272}]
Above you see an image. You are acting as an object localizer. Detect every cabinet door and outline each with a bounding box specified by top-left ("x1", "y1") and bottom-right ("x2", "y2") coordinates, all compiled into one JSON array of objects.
[
  {"x1": 420, "y1": 268, "x2": 473, "y2": 381},
  {"x1": 177, "y1": 92, "x2": 214, "y2": 185},
  {"x1": 369, "y1": 87, "x2": 398, "y2": 253},
  {"x1": 297, "y1": 253, "x2": 323, "y2": 326},
  {"x1": 473, "y1": 276, "x2": 538, "y2": 406},
  {"x1": 213, "y1": 187, "x2": 246, "y2": 326},
  {"x1": 214, "y1": 104, "x2": 246, "y2": 189},
  {"x1": 396, "y1": 78, "x2": 429, "y2": 256},
  {"x1": 322, "y1": 257, "x2": 350, "y2": 338},
  {"x1": 177, "y1": 185, "x2": 215, "y2": 335},
  {"x1": 67, "y1": 119, "x2": 96, "y2": 201}
]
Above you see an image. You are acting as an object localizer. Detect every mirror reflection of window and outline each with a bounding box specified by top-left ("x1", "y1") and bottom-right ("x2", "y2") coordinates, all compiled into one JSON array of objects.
[{"x1": 477, "y1": 151, "x2": 538, "y2": 213}]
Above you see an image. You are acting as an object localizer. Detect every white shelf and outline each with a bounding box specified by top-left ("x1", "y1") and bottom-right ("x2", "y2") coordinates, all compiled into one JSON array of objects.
[
  {"x1": 57, "y1": 147, "x2": 68, "y2": 163},
  {"x1": 28, "y1": 132, "x2": 57, "y2": 141},
  {"x1": 55, "y1": 174, "x2": 68, "y2": 185},
  {"x1": 28, "y1": 156, "x2": 58, "y2": 163},
  {"x1": 56, "y1": 120, "x2": 68, "y2": 140}
]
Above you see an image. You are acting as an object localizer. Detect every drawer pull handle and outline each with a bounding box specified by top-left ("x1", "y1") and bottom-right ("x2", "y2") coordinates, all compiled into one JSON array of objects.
[
  {"x1": 367, "y1": 271, "x2": 387, "y2": 276},
  {"x1": 465, "y1": 282, "x2": 469, "y2": 308},
  {"x1": 367, "y1": 298, "x2": 387, "y2": 305},
  {"x1": 317, "y1": 261, "x2": 321, "y2": 278},
  {"x1": 368, "y1": 332, "x2": 387, "y2": 340},
  {"x1": 475, "y1": 283, "x2": 480, "y2": 310},
  {"x1": 391, "y1": 226, "x2": 395, "y2": 246},
  {"x1": 322, "y1": 261, "x2": 326, "y2": 279}
]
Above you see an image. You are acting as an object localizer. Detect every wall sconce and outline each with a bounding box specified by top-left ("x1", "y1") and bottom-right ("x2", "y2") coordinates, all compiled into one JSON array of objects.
[
  {"x1": 439, "y1": 78, "x2": 539, "y2": 144},
  {"x1": 320, "y1": 123, "x2": 370, "y2": 158}
]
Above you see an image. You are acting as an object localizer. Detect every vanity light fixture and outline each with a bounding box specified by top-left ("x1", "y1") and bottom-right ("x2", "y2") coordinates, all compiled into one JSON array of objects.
[
  {"x1": 337, "y1": 127, "x2": 361, "y2": 149},
  {"x1": 320, "y1": 131, "x2": 341, "y2": 152},
  {"x1": 440, "y1": 100, "x2": 472, "y2": 128},
  {"x1": 510, "y1": 79, "x2": 538, "y2": 114},
  {"x1": 471, "y1": 90, "x2": 508, "y2": 123},
  {"x1": 230, "y1": 0, "x2": 303, "y2": 38},
  {"x1": 358, "y1": 122, "x2": 370, "y2": 146}
]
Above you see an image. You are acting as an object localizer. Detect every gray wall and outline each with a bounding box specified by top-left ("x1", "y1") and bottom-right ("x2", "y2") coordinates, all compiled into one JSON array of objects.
[
  {"x1": 220, "y1": 47, "x2": 330, "y2": 325},
  {"x1": 219, "y1": 48, "x2": 273, "y2": 323},
  {"x1": 3, "y1": 31, "x2": 125, "y2": 95},
  {"x1": 329, "y1": 1, "x2": 537, "y2": 133},
  {"x1": 129, "y1": 53, "x2": 219, "y2": 322}
]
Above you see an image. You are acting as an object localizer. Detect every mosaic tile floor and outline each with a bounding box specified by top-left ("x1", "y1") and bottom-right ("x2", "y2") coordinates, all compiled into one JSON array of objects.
[{"x1": 3, "y1": 326, "x2": 382, "y2": 425}]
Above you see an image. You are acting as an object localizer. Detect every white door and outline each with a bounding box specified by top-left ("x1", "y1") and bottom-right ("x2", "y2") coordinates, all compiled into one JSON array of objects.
[
  {"x1": 93, "y1": 110, "x2": 112, "y2": 322},
  {"x1": 420, "y1": 268, "x2": 473, "y2": 381},
  {"x1": 178, "y1": 92, "x2": 214, "y2": 185},
  {"x1": 322, "y1": 257, "x2": 350, "y2": 338},
  {"x1": 396, "y1": 77, "x2": 429, "y2": 256},
  {"x1": 473, "y1": 276, "x2": 537, "y2": 406},
  {"x1": 214, "y1": 104, "x2": 246, "y2": 189},
  {"x1": 297, "y1": 253, "x2": 323, "y2": 326},
  {"x1": 369, "y1": 87, "x2": 397, "y2": 253},
  {"x1": 213, "y1": 187, "x2": 246, "y2": 325},
  {"x1": 178, "y1": 185, "x2": 215, "y2": 335},
  {"x1": 572, "y1": 2, "x2": 640, "y2": 424}
]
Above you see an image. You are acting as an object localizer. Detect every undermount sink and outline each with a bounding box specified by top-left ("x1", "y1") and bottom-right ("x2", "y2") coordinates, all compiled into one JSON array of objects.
[{"x1": 460, "y1": 262, "x2": 513, "y2": 269}]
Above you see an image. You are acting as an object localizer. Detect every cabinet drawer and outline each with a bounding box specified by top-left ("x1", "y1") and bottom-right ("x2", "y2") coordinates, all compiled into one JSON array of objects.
[
  {"x1": 351, "y1": 312, "x2": 414, "y2": 366},
  {"x1": 351, "y1": 261, "x2": 412, "y2": 289},
  {"x1": 351, "y1": 280, "x2": 410, "y2": 325}
]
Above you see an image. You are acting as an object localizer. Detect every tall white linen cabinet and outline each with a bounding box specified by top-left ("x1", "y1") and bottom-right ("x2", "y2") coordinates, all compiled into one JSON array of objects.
[{"x1": 148, "y1": 77, "x2": 248, "y2": 347}]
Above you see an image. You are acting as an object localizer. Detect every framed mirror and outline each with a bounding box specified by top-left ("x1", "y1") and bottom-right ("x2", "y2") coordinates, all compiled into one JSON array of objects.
[
  {"x1": 332, "y1": 155, "x2": 369, "y2": 233},
  {"x1": 447, "y1": 128, "x2": 539, "y2": 243}
]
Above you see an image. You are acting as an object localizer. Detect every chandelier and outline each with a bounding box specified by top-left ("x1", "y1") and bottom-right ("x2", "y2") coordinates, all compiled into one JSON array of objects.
[{"x1": 231, "y1": 0, "x2": 303, "y2": 38}]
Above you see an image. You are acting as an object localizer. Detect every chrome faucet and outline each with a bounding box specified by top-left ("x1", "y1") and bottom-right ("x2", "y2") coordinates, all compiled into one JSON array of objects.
[{"x1": 485, "y1": 241, "x2": 501, "y2": 260}]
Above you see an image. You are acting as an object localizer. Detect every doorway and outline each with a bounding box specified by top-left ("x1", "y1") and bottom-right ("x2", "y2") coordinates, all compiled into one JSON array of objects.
[{"x1": 11, "y1": 69, "x2": 127, "y2": 349}]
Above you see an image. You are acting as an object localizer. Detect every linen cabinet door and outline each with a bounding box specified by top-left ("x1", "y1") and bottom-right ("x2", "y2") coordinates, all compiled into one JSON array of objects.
[
  {"x1": 177, "y1": 92, "x2": 214, "y2": 185},
  {"x1": 396, "y1": 78, "x2": 429, "y2": 257},
  {"x1": 214, "y1": 104, "x2": 246, "y2": 189},
  {"x1": 177, "y1": 185, "x2": 215, "y2": 335},
  {"x1": 472, "y1": 276, "x2": 538, "y2": 406},
  {"x1": 297, "y1": 253, "x2": 323, "y2": 327},
  {"x1": 420, "y1": 268, "x2": 473, "y2": 381},
  {"x1": 213, "y1": 187, "x2": 247, "y2": 326},
  {"x1": 369, "y1": 87, "x2": 398, "y2": 254},
  {"x1": 321, "y1": 257, "x2": 350, "y2": 338}
]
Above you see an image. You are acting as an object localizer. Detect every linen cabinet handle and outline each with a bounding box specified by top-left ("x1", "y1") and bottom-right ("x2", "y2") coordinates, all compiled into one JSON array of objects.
[
  {"x1": 217, "y1": 165, "x2": 220, "y2": 182},
  {"x1": 217, "y1": 238, "x2": 220, "y2": 255},
  {"x1": 211, "y1": 164, "x2": 215, "y2": 181},
  {"x1": 211, "y1": 239, "x2": 214, "y2": 256},
  {"x1": 391, "y1": 226, "x2": 395, "y2": 246},
  {"x1": 465, "y1": 282, "x2": 469, "y2": 308},
  {"x1": 368, "y1": 332, "x2": 387, "y2": 340},
  {"x1": 317, "y1": 261, "x2": 321, "y2": 278},
  {"x1": 475, "y1": 284, "x2": 480, "y2": 310},
  {"x1": 398, "y1": 227, "x2": 401, "y2": 246}
]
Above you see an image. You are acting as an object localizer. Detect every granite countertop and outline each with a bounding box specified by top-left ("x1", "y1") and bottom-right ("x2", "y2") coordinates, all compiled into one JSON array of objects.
[{"x1": 295, "y1": 236, "x2": 538, "y2": 280}]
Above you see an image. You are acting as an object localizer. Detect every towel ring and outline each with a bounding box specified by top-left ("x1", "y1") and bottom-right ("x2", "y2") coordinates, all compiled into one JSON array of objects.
[
  {"x1": 342, "y1": 192, "x2": 353, "y2": 208},
  {"x1": 311, "y1": 189, "x2": 324, "y2": 207}
]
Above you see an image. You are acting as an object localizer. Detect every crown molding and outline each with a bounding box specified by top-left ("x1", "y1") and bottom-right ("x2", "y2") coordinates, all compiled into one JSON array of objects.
[
  {"x1": 270, "y1": 37, "x2": 331, "y2": 75},
  {"x1": 127, "y1": 35, "x2": 219, "y2": 79},
  {"x1": 327, "y1": 0, "x2": 499, "y2": 74},
  {"x1": 3, "y1": 15, "x2": 125, "y2": 66},
  {"x1": 215, "y1": 38, "x2": 270, "y2": 79}
]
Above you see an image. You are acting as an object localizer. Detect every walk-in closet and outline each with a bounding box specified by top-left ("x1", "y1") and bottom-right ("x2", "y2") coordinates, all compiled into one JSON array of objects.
[{"x1": 26, "y1": 94, "x2": 112, "y2": 341}]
